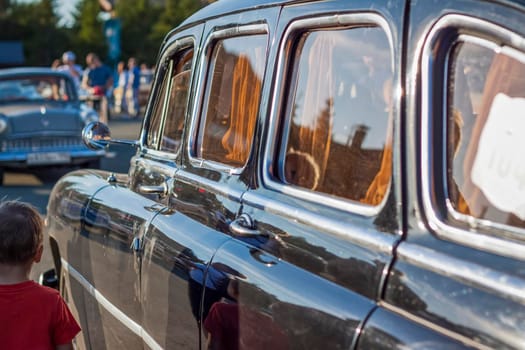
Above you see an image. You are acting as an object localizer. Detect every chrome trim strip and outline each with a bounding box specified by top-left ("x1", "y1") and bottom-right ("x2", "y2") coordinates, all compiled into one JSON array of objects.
[
  {"x1": 61, "y1": 258, "x2": 163, "y2": 350},
  {"x1": 397, "y1": 243, "x2": 525, "y2": 305},
  {"x1": 141, "y1": 148, "x2": 178, "y2": 162},
  {"x1": 420, "y1": 14, "x2": 525, "y2": 259},
  {"x1": 262, "y1": 13, "x2": 395, "y2": 217},
  {"x1": 176, "y1": 169, "x2": 244, "y2": 200},
  {"x1": 380, "y1": 302, "x2": 493, "y2": 350},
  {"x1": 187, "y1": 23, "x2": 269, "y2": 175},
  {"x1": 158, "y1": 36, "x2": 195, "y2": 65},
  {"x1": 242, "y1": 191, "x2": 397, "y2": 254},
  {"x1": 134, "y1": 157, "x2": 178, "y2": 176}
]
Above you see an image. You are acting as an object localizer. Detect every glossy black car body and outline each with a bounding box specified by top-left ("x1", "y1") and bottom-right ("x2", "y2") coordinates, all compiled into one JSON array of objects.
[
  {"x1": 0, "y1": 67, "x2": 103, "y2": 184},
  {"x1": 46, "y1": 0, "x2": 525, "y2": 349}
]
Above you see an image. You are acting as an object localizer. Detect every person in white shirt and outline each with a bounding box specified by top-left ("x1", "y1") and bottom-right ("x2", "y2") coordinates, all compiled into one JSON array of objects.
[{"x1": 57, "y1": 51, "x2": 83, "y2": 91}]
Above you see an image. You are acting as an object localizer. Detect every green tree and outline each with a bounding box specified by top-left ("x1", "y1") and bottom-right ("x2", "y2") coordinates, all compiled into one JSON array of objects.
[
  {"x1": 71, "y1": 0, "x2": 107, "y2": 66},
  {"x1": 114, "y1": 0, "x2": 162, "y2": 65},
  {"x1": 149, "y1": 0, "x2": 203, "y2": 49},
  {"x1": 2, "y1": 0, "x2": 69, "y2": 65},
  {"x1": 0, "y1": 0, "x2": 214, "y2": 68},
  {"x1": 0, "y1": 0, "x2": 18, "y2": 41},
  {"x1": 0, "y1": 0, "x2": 11, "y2": 16}
]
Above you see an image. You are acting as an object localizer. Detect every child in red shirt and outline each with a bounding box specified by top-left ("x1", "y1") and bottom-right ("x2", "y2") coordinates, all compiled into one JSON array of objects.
[{"x1": 0, "y1": 200, "x2": 81, "y2": 350}]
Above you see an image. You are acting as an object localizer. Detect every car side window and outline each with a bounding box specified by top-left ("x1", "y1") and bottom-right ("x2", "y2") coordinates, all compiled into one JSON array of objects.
[
  {"x1": 280, "y1": 26, "x2": 393, "y2": 205},
  {"x1": 160, "y1": 48, "x2": 194, "y2": 154},
  {"x1": 447, "y1": 39, "x2": 525, "y2": 230},
  {"x1": 146, "y1": 61, "x2": 172, "y2": 149},
  {"x1": 196, "y1": 34, "x2": 267, "y2": 168}
]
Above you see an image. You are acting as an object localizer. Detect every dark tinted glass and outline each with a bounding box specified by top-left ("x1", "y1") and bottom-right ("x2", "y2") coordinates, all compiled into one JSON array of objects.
[
  {"x1": 146, "y1": 63, "x2": 171, "y2": 149},
  {"x1": 160, "y1": 48, "x2": 194, "y2": 154}
]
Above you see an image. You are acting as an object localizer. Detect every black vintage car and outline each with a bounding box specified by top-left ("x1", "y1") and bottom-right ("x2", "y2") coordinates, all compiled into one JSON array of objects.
[
  {"x1": 0, "y1": 68, "x2": 104, "y2": 185},
  {"x1": 45, "y1": 0, "x2": 525, "y2": 349}
]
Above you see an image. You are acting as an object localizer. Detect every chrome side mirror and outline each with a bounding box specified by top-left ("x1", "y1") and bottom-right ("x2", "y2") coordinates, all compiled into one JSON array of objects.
[
  {"x1": 82, "y1": 121, "x2": 139, "y2": 150},
  {"x1": 82, "y1": 121, "x2": 111, "y2": 149}
]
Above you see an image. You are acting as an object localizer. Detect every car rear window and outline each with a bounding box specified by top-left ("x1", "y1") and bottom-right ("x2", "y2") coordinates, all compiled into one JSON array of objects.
[{"x1": 447, "y1": 39, "x2": 525, "y2": 230}]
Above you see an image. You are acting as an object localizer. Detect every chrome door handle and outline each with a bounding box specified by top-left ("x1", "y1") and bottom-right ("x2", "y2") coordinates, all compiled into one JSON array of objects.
[
  {"x1": 229, "y1": 213, "x2": 260, "y2": 236},
  {"x1": 138, "y1": 183, "x2": 168, "y2": 196}
]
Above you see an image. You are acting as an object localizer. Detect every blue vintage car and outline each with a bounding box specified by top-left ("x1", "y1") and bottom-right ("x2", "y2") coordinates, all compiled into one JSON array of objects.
[
  {"x1": 45, "y1": 0, "x2": 525, "y2": 349},
  {"x1": 0, "y1": 67, "x2": 104, "y2": 185}
]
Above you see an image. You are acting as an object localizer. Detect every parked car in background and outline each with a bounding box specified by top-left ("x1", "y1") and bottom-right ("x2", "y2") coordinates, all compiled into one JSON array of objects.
[
  {"x1": 45, "y1": 0, "x2": 525, "y2": 349},
  {"x1": 0, "y1": 67, "x2": 103, "y2": 184}
]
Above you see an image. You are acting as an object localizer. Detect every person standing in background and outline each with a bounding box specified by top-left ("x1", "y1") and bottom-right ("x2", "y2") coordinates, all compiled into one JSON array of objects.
[
  {"x1": 82, "y1": 53, "x2": 113, "y2": 123},
  {"x1": 57, "y1": 51, "x2": 83, "y2": 91},
  {"x1": 51, "y1": 58, "x2": 61, "y2": 69},
  {"x1": 113, "y1": 60, "x2": 128, "y2": 114},
  {"x1": 126, "y1": 57, "x2": 141, "y2": 118}
]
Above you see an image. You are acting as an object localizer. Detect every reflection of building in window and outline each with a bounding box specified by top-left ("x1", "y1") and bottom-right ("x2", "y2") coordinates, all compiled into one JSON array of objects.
[
  {"x1": 346, "y1": 124, "x2": 369, "y2": 147},
  {"x1": 282, "y1": 27, "x2": 393, "y2": 205}
]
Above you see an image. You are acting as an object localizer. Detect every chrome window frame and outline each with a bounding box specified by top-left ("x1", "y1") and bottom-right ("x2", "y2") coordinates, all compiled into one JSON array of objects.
[
  {"x1": 420, "y1": 14, "x2": 525, "y2": 259},
  {"x1": 187, "y1": 23, "x2": 269, "y2": 175},
  {"x1": 142, "y1": 36, "x2": 195, "y2": 161},
  {"x1": 263, "y1": 13, "x2": 395, "y2": 217}
]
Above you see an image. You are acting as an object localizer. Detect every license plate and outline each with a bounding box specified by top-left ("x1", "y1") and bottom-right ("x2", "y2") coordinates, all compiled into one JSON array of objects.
[{"x1": 27, "y1": 152, "x2": 70, "y2": 165}]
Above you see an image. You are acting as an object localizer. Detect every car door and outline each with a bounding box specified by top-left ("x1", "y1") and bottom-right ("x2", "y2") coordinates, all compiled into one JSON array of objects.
[
  {"x1": 79, "y1": 24, "x2": 205, "y2": 350},
  {"x1": 139, "y1": 6, "x2": 280, "y2": 349},
  {"x1": 81, "y1": 174, "x2": 161, "y2": 349},
  {"x1": 203, "y1": 1, "x2": 405, "y2": 349},
  {"x1": 135, "y1": 23, "x2": 223, "y2": 349},
  {"x1": 357, "y1": 1, "x2": 525, "y2": 349}
]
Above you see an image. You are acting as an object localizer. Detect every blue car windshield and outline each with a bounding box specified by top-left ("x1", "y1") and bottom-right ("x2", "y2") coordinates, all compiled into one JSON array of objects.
[{"x1": 0, "y1": 75, "x2": 76, "y2": 104}]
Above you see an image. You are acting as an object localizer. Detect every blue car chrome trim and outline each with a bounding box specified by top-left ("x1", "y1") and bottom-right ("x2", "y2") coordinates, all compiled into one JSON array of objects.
[{"x1": 61, "y1": 258, "x2": 163, "y2": 350}]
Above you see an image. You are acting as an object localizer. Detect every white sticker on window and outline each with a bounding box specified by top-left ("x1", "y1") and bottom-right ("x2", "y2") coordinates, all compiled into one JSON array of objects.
[{"x1": 471, "y1": 93, "x2": 525, "y2": 220}]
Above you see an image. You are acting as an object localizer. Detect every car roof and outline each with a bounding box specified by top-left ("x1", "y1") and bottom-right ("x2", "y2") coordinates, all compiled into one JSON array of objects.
[
  {"x1": 180, "y1": 0, "x2": 301, "y2": 27},
  {"x1": 0, "y1": 67, "x2": 73, "y2": 79},
  {"x1": 179, "y1": 0, "x2": 525, "y2": 28}
]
